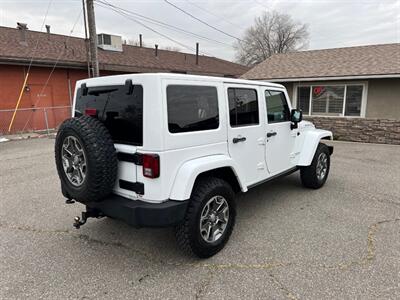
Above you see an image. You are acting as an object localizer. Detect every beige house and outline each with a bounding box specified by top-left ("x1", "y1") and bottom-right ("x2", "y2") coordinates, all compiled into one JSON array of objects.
[{"x1": 242, "y1": 44, "x2": 400, "y2": 144}]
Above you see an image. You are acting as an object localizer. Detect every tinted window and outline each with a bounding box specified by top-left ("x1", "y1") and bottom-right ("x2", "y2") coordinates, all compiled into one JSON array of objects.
[
  {"x1": 75, "y1": 85, "x2": 143, "y2": 145},
  {"x1": 345, "y1": 85, "x2": 363, "y2": 116},
  {"x1": 167, "y1": 85, "x2": 219, "y2": 133},
  {"x1": 228, "y1": 88, "x2": 259, "y2": 127},
  {"x1": 297, "y1": 86, "x2": 310, "y2": 114},
  {"x1": 265, "y1": 90, "x2": 290, "y2": 123}
]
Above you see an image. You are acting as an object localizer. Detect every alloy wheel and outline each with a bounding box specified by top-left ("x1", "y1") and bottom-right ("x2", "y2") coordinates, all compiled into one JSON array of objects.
[
  {"x1": 199, "y1": 195, "x2": 229, "y2": 243},
  {"x1": 61, "y1": 136, "x2": 87, "y2": 186}
]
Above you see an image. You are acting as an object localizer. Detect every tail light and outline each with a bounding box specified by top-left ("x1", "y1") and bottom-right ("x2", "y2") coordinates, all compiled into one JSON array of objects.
[
  {"x1": 85, "y1": 108, "x2": 97, "y2": 116},
  {"x1": 142, "y1": 154, "x2": 160, "y2": 178}
]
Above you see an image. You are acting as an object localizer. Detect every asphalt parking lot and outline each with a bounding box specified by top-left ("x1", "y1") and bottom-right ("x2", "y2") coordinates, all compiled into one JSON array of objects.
[{"x1": 0, "y1": 138, "x2": 399, "y2": 299}]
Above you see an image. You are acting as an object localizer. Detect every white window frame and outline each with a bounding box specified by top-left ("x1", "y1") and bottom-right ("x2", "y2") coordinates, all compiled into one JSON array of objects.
[{"x1": 292, "y1": 81, "x2": 368, "y2": 118}]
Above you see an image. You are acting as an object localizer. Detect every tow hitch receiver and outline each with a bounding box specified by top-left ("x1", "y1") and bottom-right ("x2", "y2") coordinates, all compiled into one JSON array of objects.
[{"x1": 73, "y1": 207, "x2": 103, "y2": 229}]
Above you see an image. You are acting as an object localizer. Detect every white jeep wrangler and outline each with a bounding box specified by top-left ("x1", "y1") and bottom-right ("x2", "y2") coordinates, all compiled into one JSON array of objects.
[{"x1": 55, "y1": 73, "x2": 333, "y2": 258}]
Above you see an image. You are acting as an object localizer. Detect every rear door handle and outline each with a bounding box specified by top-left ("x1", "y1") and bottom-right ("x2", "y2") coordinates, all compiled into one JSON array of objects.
[
  {"x1": 267, "y1": 131, "x2": 277, "y2": 137},
  {"x1": 233, "y1": 136, "x2": 246, "y2": 143}
]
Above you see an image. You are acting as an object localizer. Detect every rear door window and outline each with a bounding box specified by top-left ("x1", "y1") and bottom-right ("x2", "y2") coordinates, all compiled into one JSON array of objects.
[
  {"x1": 167, "y1": 85, "x2": 219, "y2": 133},
  {"x1": 75, "y1": 84, "x2": 143, "y2": 145},
  {"x1": 228, "y1": 88, "x2": 259, "y2": 127}
]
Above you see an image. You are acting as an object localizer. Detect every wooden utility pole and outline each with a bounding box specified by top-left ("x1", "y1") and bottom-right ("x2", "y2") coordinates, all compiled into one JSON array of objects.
[
  {"x1": 82, "y1": 0, "x2": 91, "y2": 77},
  {"x1": 86, "y1": 0, "x2": 99, "y2": 77}
]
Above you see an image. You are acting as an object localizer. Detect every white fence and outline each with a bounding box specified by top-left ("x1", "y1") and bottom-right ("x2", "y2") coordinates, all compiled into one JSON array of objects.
[{"x1": 0, "y1": 106, "x2": 72, "y2": 135}]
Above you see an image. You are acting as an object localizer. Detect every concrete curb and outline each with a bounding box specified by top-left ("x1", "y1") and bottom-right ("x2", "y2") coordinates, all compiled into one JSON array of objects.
[
  {"x1": 326, "y1": 139, "x2": 400, "y2": 147},
  {"x1": 0, "y1": 132, "x2": 56, "y2": 143}
]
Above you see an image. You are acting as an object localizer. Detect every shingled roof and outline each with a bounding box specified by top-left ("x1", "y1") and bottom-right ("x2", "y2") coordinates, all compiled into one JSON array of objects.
[
  {"x1": 0, "y1": 26, "x2": 249, "y2": 77},
  {"x1": 242, "y1": 43, "x2": 400, "y2": 81}
]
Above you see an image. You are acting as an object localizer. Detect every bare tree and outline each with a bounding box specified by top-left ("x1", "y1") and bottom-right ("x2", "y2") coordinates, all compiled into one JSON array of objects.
[
  {"x1": 124, "y1": 40, "x2": 181, "y2": 53},
  {"x1": 163, "y1": 46, "x2": 182, "y2": 52},
  {"x1": 234, "y1": 11, "x2": 309, "y2": 66},
  {"x1": 125, "y1": 39, "x2": 147, "y2": 47}
]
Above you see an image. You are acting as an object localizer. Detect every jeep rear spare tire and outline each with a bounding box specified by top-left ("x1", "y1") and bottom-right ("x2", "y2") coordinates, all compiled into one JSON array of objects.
[{"x1": 55, "y1": 116, "x2": 118, "y2": 203}]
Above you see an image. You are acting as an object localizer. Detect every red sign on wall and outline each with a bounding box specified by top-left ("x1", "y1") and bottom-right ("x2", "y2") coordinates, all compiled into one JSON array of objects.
[{"x1": 313, "y1": 86, "x2": 326, "y2": 97}]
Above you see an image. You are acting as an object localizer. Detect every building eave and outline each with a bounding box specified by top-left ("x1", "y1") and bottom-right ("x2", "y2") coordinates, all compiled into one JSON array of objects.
[
  {"x1": 0, "y1": 57, "x2": 240, "y2": 77},
  {"x1": 0, "y1": 57, "x2": 86, "y2": 69},
  {"x1": 251, "y1": 74, "x2": 400, "y2": 82}
]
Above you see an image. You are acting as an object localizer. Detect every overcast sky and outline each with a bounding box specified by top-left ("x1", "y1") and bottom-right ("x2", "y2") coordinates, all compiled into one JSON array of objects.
[{"x1": 0, "y1": 0, "x2": 399, "y2": 61}]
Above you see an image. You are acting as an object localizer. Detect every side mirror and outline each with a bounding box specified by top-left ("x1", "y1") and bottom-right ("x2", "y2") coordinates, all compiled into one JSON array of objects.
[{"x1": 290, "y1": 109, "x2": 302, "y2": 129}]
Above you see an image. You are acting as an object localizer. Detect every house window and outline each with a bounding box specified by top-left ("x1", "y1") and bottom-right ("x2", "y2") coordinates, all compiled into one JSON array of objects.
[
  {"x1": 345, "y1": 85, "x2": 363, "y2": 116},
  {"x1": 312, "y1": 86, "x2": 344, "y2": 115},
  {"x1": 297, "y1": 86, "x2": 310, "y2": 114},
  {"x1": 296, "y1": 84, "x2": 364, "y2": 117}
]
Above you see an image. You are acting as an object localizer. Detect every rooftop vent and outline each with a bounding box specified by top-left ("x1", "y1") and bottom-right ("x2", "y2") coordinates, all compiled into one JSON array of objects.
[
  {"x1": 17, "y1": 22, "x2": 28, "y2": 44},
  {"x1": 97, "y1": 33, "x2": 123, "y2": 52}
]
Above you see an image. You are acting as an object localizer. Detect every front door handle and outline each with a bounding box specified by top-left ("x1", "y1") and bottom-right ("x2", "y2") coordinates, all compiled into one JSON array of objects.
[
  {"x1": 233, "y1": 136, "x2": 246, "y2": 143},
  {"x1": 267, "y1": 131, "x2": 277, "y2": 137}
]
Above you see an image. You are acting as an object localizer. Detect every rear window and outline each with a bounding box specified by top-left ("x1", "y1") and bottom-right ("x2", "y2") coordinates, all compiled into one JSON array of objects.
[
  {"x1": 75, "y1": 84, "x2": 143, "y2": 146},
  {"x1": 167, "y1": 85, "x2": 219, "y2": 133}
]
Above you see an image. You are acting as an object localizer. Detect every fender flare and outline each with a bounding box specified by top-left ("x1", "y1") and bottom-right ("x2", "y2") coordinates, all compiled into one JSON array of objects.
[
  {"x1": 169, "y1": 155, "x2": 247, "y2": 201},
  {"x1": 297, "y1": 129, "x2": 333, "y2": 166}
]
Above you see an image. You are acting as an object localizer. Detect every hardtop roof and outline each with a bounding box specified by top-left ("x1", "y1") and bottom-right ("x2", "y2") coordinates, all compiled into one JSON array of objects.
[{"x1": 77, "y1": 73, "x2": 284, "y2": 89}]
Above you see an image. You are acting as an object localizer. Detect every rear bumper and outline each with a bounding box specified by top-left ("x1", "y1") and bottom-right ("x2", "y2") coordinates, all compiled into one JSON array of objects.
[{"x1": 86, "y1": 195, "x2": 189, "y2": 228}]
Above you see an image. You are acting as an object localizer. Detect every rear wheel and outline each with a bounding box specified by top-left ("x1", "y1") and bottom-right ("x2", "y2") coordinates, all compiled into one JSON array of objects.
[
  {"x1": 300, "y1": 143, "x2": 330, "y2": 189},
  {"x1": 175, "y1": 177, "x2": 236, "y2": 258}
]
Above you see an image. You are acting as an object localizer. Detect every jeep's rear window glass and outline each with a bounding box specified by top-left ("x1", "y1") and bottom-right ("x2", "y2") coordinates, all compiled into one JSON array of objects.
[
  {"x1": 228, "y1": 88, "x2": 259, "y2": 127},
  {"x1": 167, "y1": 85, "x2": 219, "y2": 133},
  {"x1": 75, "y1": 85, "x2": 143, "y2": 145}
]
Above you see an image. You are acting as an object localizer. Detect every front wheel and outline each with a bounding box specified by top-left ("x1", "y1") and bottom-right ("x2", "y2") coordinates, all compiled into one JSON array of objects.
[
  {"x1": 175, "y1": 177, "x2": 236, "y2": 258},
  {"x1": 300, "y1": 143, "x2": 331, "y2": 189}
]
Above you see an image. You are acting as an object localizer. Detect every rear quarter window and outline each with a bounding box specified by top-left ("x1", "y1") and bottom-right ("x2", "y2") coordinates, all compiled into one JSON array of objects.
[{"x1": 167, "y1": 85, "x2": 219, "y2": 133}]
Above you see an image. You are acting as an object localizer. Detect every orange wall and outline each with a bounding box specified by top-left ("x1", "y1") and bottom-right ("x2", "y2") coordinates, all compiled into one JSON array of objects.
[
  {"x1": 0, "y1": 65, "x2": 89, "y2": 110},
  {"x1": 0, "y1": 65, "x2": 91, "y2": 133}
]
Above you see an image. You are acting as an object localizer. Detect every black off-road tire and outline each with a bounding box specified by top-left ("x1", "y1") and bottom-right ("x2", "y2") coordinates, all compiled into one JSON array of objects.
[
  {"x1": 300, "y1": 143, "x2": 330, "y2": 189},
  {"x1": 55, "y1": 116, "x2": 117, "y2": 203},
  {"x1": 175, "y1": 177, "x2": 236, "y2": 258}
]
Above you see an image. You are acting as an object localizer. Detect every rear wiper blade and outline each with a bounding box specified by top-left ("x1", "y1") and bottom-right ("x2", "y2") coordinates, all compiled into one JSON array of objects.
[{"x1": 88, "y1": 88, "x2": 118, "y2": 95}]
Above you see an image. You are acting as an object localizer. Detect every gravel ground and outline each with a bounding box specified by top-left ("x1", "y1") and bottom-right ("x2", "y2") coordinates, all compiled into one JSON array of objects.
[{"x1": 0, "y1": 138, "x2": 399, "y2": 299}]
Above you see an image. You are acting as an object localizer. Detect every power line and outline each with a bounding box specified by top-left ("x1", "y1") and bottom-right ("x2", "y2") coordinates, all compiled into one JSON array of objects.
[
  {"x1": 8, "y1": 0, "x2": 53, "y2": 132},
  {"x1": 96, "y1": 2, "x2": 196, "y2": 53},
  {"x1": 25, "y1": 0, "x2": 53, "y2": 75},
  {"x1": 96, "y1": 1, "x2": 216, "y2": 56},
  {"x1": 163, "y1": 0, "x2": 243, "y2": 42},
  {"x1": 253, "y1": 0, "x2": 270, "y2": 10},
  {"x1": 95, "y1": 0, "x2": 232, "y2": 48},
  {"x1": 185, "y1": 0, "x2": 247, "y2": 31},
  {"x1": 21, "y1": 11, "x2": 83, "y2": 131}
]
